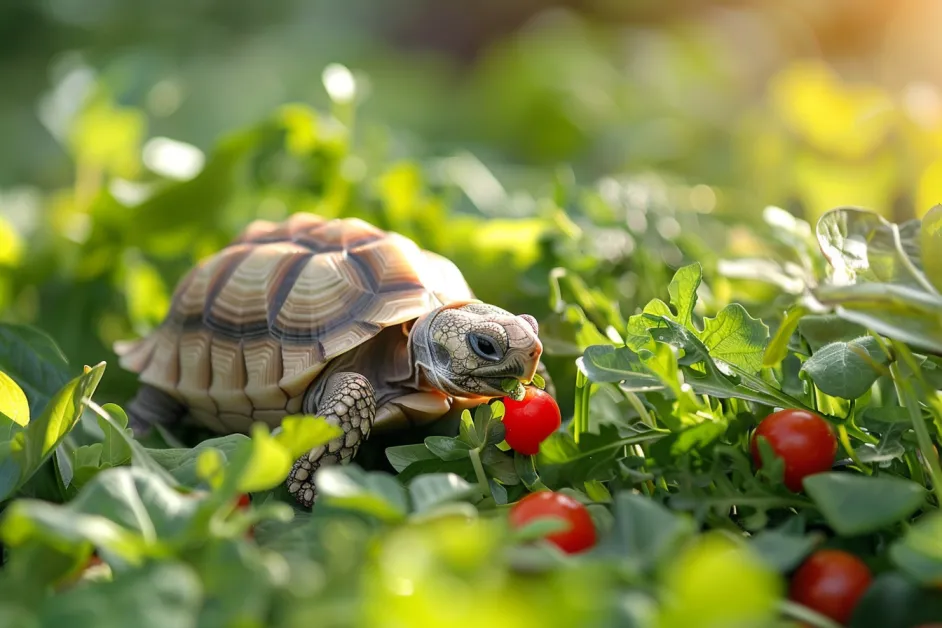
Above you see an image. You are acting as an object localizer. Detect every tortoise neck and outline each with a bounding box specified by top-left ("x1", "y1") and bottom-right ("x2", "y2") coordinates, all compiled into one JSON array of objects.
[{"x1": 405, "y1": 311, "x2": 446, "y2": 393}]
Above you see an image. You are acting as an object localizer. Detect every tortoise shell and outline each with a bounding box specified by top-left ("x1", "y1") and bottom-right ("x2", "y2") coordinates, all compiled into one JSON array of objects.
[{"x1": 115, "y1": 212, "x2": 474, "y2": 433}]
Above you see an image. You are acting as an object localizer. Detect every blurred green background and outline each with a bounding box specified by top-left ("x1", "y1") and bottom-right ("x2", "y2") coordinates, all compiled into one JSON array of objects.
[{"x1": 2, "y1": 0, "x2": 942, "y2": 414}]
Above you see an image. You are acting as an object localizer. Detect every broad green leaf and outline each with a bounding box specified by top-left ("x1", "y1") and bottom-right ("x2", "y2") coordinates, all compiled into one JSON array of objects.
[
  {"x1": 604, "y1": 492, "x2": 693, "y2": 571},
  {"x1": 459, "y1": 409, "x2": 480, "y2": 448},
  {"x1": 0, "y1": 371, "x2": 29, "y2": 430},
  {"x1": 272, "y1": 415, "x2": 344, "y2": 459},
  {"x1": 0, "y1": 323, "x2": 71, "y2": 416},
  {"x1": 625, "y1": 299, "x2": 673, "y2": 352},
  {"x1": 810, "y1": 282, "x2": 942, "y2": 354},
  {"x1": 847, "y1": 572, "x2": 942, "y2": 628},
  {"x1": 316, "y1": 466, "x2": 408, "y2": 523},
  {"x1": 699, "y1": 304, "x2": 770, "y2": 374},
  {"x1": 921, "y1": 204, "x2": 942, "y2": 293},
  {"x1": 40, "y1": 561, "x2": 202, "y2": 628},
  {"x1": 577, "y1": 345, "x2": 664, "y2": 391},
  {"x1": 385, "y1": 444, "x2": 438, "y2": 473},
  {"x1": 803, "y1": 473, "x2": 926, "y2": 536},
  {"x1": 800, "y1": 336, "x2": 888, "y2": 399},
  {"x1": 481, "y1": 446, "x2": 519, "y2": 485},
  {"x1": 798, "y1": 314, "x2": 869, "y2": 352},
  {"x1": 651, "y1": 421, "x2": 727, "y2": 462},
  {"x1": 889, "y1": 511, "x2": 942, "y2": 586},
  {"x1": 424, "y1": 436, "x2": 472, "y2": 461},
  {"x1": 237, "y1": 424, "x2": 293, "y2": 493},
  {"x1": 408, "y1": 473, "x2": 476, "y2": 513},
  {"x1": 16, "y1": 363, "x2": 106, "y2": 495},
  {"x1": 97, "y1": 403, "x2": 132, "y2": 468},
  {"x1": 748, "y1": 527, "x2": 818, "y2": 572},
  {"x1": 816, "y1": 207, "x2": 926, "y2": 287},
  {"x1": 667, "y1": 263, "x2": 702, "y2": 328},
  {"x1": 147, "y1": 434, "x2": 250, "y2": 487}
]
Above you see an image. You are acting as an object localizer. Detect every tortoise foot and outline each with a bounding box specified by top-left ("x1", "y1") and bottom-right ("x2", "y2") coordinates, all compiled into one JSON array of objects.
[{"x1": 286, "y1": 371, "x2": 375, "y2": 508}]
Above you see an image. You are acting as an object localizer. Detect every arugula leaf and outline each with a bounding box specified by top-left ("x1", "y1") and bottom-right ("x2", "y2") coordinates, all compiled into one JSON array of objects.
[{"x1": 699, "y1": 304, "x2": 769, "y2": 374}]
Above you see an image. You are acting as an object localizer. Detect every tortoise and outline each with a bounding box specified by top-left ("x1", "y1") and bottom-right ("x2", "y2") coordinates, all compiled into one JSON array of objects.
[{"x1": 115, "y1": 212, "x2": 547, "y2": 507}]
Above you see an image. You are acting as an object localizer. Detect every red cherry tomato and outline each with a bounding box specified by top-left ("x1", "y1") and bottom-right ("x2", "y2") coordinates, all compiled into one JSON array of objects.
[
  {"x1": 508, "y1": 490, "x2": 597, "y2": 554},
  {"x1": 501, "y1": 387, "x2": 561, "y2": 455},
  {"x1": 789, "y1": 549, "x2": 872, "y2": 625},
  {"x1": 750, "y1": 409, "x2": 837, "y2": 492},
  {"x1": 236, "y1": 493, "x2": 251, "y2": 509}
]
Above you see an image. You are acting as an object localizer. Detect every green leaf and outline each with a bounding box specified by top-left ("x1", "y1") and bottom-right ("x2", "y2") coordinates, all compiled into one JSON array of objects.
[
  {"x1": 798, "y1": 315, "x2": 869, "y2": 352},
  {"x1": 6, "y1": 363, "x2": 107, "y2": 500},
  {"x1": 2, "y1": 466, "x2": 203, "y2": 562},
  {"x1": 667, "y1": 263, "x2": 702, "y2": 329},
  {"x1": 272, "y1": 414, "x2": 344, "y2": 459},
  {"x1": 699, "y1": 304, "x2": 770, "y2": 374},
  {"x1": 748, "y1": 527, "x2": 818, "y2": 572},
  {"x1": 459, "y1": 409, "x2": 480, "y2": 448},
  {"x1": 424, "y1": 436, "x2": 472, "y2": 461},
  {"x1": 847, "y1": 572, "x2": 942, "y2": 628},
  {"x1": 0, "y1": 371, "x2": 29, "y2": 430},
  {"x1": 799, "y1": 336, "x2": 888, "y2": 399},
  {"x1": 315, "y1": 466, "x2": 408, "y2": 523},
  {"x1": 385, "y1": 444, "x2": 438, "y2": 473},
  {"x1": 803, "y1": 473, "x2": 926, "y2": 536},
  {"x1": 147, "y1": 434, "x2": 250, "y2": 487},
  {"x1": 236, "y1": 424, "x2": 294, "y2": 493},
  {"x1": 577, "y1": 345, "x2": 664, "y2": 391},
  {"x1": 481, "y1": 446, "x2": 519, "y2": 485},
  {"x1": 97, "y1": 403, "x2": 132, "y2": 468},
  {"x1": 605, "y1": 492, "x2": 693, "y2": 571},
  {"x1": 762, "y1": 305, "x2": 807, "y2": 368},
  {"x1": 889, "y1": 511, "x2": 942, "y2": 586},
  {"x1": 407, "y1": 473, "x2": 476, "y2": 513},
  {"x1": 0, "y1": 323, "x2": 71, "y2": 416},
  {"x1": 921, "y1": 204, "x2": 942, "y2": 293},
  {"x1": 40, "y1": 561, "x2": 202, "y2": 628},
  {"x1": 816, "y1": 207, "x2": 926, "y2": 287}
]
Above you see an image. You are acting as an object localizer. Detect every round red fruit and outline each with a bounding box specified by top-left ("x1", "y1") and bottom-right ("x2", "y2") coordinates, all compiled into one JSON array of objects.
[
  {"x1": 508, "y1": 490, "x2": 597, "y2": 554},
  {"x1": 502, "y1": 387, "x2": 561, "y2": 455},
  {"x1": 789, "y1": 549, "x2": 872, "y2": 625},
  {"x1": 750, "y1": 408, "x2": 837, "y2": 492}
]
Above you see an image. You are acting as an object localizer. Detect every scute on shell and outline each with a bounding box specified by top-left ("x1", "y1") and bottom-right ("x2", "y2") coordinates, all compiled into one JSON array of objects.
[{"x1": 114, "y1": 213, "x2": 475, "y2": 425}]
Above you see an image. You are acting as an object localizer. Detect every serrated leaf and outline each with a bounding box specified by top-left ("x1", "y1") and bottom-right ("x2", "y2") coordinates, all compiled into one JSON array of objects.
[
  {"x1": 626, "y1": 299, "x2": 673, "y2": 352},
  {"x1": 800, "y1": 336, "x2": 888, "y2": 399},
  {"x1": 667, "y1": 263, "x2": 702, "y2": 329},
  {"x1": 408, "y1": 473, "x2": 476, "y2": 513},
  {"x1": 699, "y1": 304, "x2": 770, "y2": 374},
  {"x1": 921, "y1": 204, "x2": 942, "y2": 293},
  {"x1": 803, "y1": 473, "x2": 926, "y2": 536},
  {"x1": 424, "y1": 436, "x2": 472, "y2": 461}
]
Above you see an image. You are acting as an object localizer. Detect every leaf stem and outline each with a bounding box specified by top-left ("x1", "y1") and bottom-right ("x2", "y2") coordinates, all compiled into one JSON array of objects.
[
  {"x1": 889, "y1": 347, "x2": 942, "y2": 505},
  {"x1": 837, "y1": 424, "x2": 871, "y2": 475},
  {"x1": 621, "y1": 389, "x2": 654, "y2": 428},
  {"x1": 469, "y1": 447, "x2": 491, "y2": 499}
]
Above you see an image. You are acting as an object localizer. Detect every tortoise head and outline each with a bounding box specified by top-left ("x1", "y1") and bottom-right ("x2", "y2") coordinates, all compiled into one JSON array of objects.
[{"x1": 409, "y1": 302, "x2": 543, "y2": 398}]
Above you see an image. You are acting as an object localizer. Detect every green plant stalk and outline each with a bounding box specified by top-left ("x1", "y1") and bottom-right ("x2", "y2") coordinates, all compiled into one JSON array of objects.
[
  {"x1": 779, "y1": 600, "x2": 843, "y2": 628},
  {"x1": 574, "y1": 371, "x2": 590, "y2": 444},
  {"x1": 889, "y1": 353, "x2": 942, "y2": 505},
  {"x1": 837, "y1": 424, "x2": 871, "y2": 475},
  {"x1": 469, "y1": 447, "x2": 491, "y2": 499}
]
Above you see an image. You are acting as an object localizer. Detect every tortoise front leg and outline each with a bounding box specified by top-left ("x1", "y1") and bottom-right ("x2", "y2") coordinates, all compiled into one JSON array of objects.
[{"x1": 285, "y1": 371, "x2": 375, "y2": 508}]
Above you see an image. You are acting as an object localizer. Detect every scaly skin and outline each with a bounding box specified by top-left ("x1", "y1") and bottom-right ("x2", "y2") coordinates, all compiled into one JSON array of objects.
[
  {"x1": 285, "y1": 302, "x2": 543, "y2": 509},
  {"x1": 286, "y1": 372, "x2": 375, "y2": 508}
]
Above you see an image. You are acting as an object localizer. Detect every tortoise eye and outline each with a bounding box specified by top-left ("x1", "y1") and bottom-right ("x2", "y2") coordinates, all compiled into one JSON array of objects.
[{"x1": 469, "y1": 333, "x2": 503, "y2": 362}]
